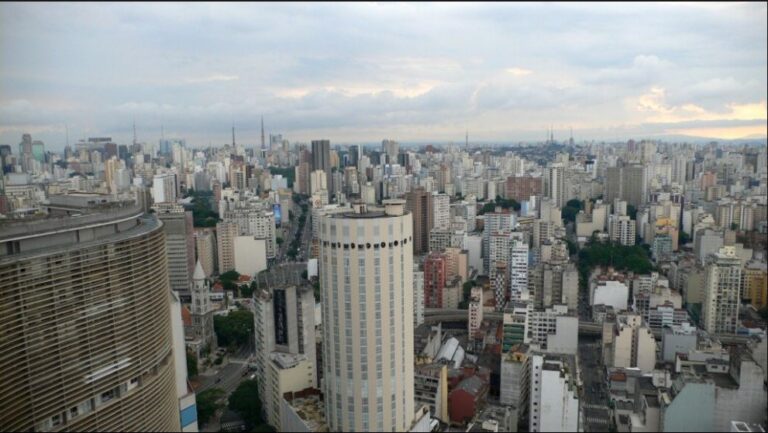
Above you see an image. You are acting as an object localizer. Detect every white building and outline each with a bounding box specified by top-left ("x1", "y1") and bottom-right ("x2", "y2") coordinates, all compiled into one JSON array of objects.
[
  {"x1": 468, "y1": 286, "x2": 484, "y2": 337},
  {"x1": 432, "y1": 193, "x2": 450, "y2": 230},
  {"x1": 152, "y1": 172, "x2": 177, "y2": 203},
  {"x1": 529, "y1": 354, "x2": 579, "y2": 432},
  {"x1": 527, "y1": 305, "x2": 578, "y2": 355},
  {"x1": 233, "y1": 236, "x2": 268, "y2": 276},
  {"x1": 591, "y1": 280, "x2": 629, "y2": 311},
  {"x1": 414, "y1": 271, "x2": 425, "y2": 327},
  {"x1": 319, "y1": 200, "x2": 415, "y2": 432},
  {"x1": 702, "y1": 246, "x2": 742, "y2": 335},
  {"x1": 609, "y1": 314, "x2": 655, "y2": 373}
]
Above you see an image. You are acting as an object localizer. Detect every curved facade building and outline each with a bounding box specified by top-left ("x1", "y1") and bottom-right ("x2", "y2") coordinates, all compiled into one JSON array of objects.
[
  {"x1": 0, "y1": 207, "x2": 181, "y2": 432},
  {"x1": 319, "y1": 200, "x2": 415, "y2": 432}
]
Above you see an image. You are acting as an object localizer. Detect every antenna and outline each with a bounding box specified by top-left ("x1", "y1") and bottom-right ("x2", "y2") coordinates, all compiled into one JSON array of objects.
[
  {"x1": 133, "y1": 118, "x2": 137, "y2": 146},
  {"x1": 232, "y1": 122, "x2": 236, "y2": 148},
  {"x1": 261, "y1": 115, "x2": 265, "y2": 150},
  {"x1": 65, "y1": 124, "x2": 69, "y2": 148}
]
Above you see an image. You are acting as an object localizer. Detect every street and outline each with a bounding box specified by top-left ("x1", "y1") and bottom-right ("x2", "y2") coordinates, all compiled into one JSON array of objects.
[{"x1": 578, "y1": 338, "x2": 612, "y2": 432}]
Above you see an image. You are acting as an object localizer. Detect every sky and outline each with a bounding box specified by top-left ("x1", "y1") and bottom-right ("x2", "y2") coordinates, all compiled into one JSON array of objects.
[{"x1": 1, "y1": 2, "x2": 766, "y2": 150}]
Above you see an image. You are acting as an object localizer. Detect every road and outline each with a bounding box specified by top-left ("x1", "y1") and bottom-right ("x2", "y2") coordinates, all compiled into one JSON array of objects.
[{"x1": 578, "y1": 338, "x2": 612, "y2": 432}]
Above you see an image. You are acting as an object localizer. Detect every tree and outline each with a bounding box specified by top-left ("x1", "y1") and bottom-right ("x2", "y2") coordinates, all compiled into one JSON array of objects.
[
  {"x1": 186, "y1": 350, "x2": 198, "y2": 378},
  {"x1": 196, "y1": 388, "x2": 225, "y2": 425},
  {"x1": 627, "y1": 205, "x2": 638, "y2": 220},
  {"x1": 679, "y1": 231, "x2": 691, "y2": 246},
  {"x1": 759, "y1": 306, "x2": 768, "y2": 321},
  {"x1": 562, "y1": 205, "x2": 580, "y2": 223},
  {"x1": 730, "y1": 222, "x2": 739, "y2": 231},
  {"x1": 276, "y1": 237, "x2": 284, "y2": 246},
  {"x1": 214, "y1": 309, "x2": 255, "y2": 348},
  {"x1": 220, "y1": 270, "x2": 240, "y2": 282},
  {"x1": 301, "y1": 270, "x2": 308, "y2": 280},
  {"x1": 459, "y1": 280, "x2": 476, "y2": 310},
  {"x1": 566, "y1": 199, "x2": 584, "y2": 211},
  {"x1": 229, "y1": 380, "x2": 264, "y2": 429}
]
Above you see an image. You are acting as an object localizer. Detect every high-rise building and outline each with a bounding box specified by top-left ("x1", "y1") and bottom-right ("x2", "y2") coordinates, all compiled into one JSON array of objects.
[
  {"x1": 505, "y1": 176, "x2": 543, "y2": 202},
  {"x1": 216, "y1": 220, "x2": 238, "y2": 274},
  {"x1": 622, "y1": 164, "x2": 648, "y2": 208},
  {"x1": 529, "y1": 354, "x2": 579, "y2": 433},
  {"x1": 153, "y1": 172, "x2": 177, "y2": 204},
  {"x1": 154, "y1": 203, "x2": 196, "y2": 301},
  {"x1": 424, "y1": 252, "x2": 447, "y2": 309},
  {"x1": 194, "y1": 229, "x2": 216, "y2": 278},
  {"x1": 252, "y1": 264, "x2": 317, "y2": 430},
  {"x1": 311, "y1": 140, "x2": 332, "y2": 199},
  {"x1": 544, "y1": 163, "x2": 567, "y2": 209},
  {"x1": 605, "y1": 167, "x2": 622, "y2": 205},
  {"x1": 510, "y1": 240, "x2": 529, "y2": 301},
  {"x1": 406, "y1": 187, "x2": 434, "y2": 255},
  {"x1": 0, "y1": 207, "x2": 184, "y2": 431},
  {"x1": 742, "y1": 260, "x2": 767, "y2": 309},
  {"x1": 432, "y1": 193, "x2": 450, "y2": 230},
  {"x1": 500, "y1": 344, "x2": 530, "y2": 419},
  {"x1": 610, "y1": 215, "x2": 636, "y2": 246},
  {"x1": 382, "y1": 139, "x2": 399, "y2": 164},
  {"x1": 414, "y1": 271, "x2": 425, "y2": 327},
  {"x1": 702, "y1": 246, "x2": 742, "y2": 334},
  {"x1": 319, "y1": 200, "x2": 415, "y2": 432}
]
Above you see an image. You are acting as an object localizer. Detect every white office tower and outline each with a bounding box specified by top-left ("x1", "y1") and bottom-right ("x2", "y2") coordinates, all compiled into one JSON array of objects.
[
  {"x1": 432, "y1": 193, "x2": 450, "y2": 230},
  {"x1": 319, "y1": 200, "x2": 415, "y2": 432},
  {"x1": 529, "y1": 354, "x2": 579, "y2": 432},
  {"x1": 153, "y1": 172, "x2": 177, "y2": 203},
  {"x1": 544, "y1": 163, "x2": 567, "y2": 208},
  {"x1": 702, "y1": 246, "x2": 742, "y2": 334},
  {"x1": 510, "y1": 240, "x2": 529, "y2": 301}
]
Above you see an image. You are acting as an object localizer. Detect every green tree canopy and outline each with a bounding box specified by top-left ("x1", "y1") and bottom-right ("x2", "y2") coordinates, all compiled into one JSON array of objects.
[
  {"x1": 196, "y1": 388, "x2": 225, "y2": 425},
  {"x1": 186, "y1": 350, "x2": 198, "y2": 378},
  {"x1": 228, "y1": 380, "x2": 265, "y2": 429},
  {"x1": 220, "y1": 270, "x2": 240, "y2": 282},
  {"x1": 213, "y1": 310, "x2": 254, "y2": 348}
]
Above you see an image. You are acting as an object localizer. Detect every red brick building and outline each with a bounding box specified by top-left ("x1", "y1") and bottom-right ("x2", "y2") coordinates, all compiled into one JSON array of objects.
[
  {"x1": 448, "y1": 375, "x2": 489, "y2": 425},
  {"x1": 424, "y1": 252, "x2": 447, "y2": 308},
  {"x1": 505, "y1": 176, "x2": 542, "y2": 201}
]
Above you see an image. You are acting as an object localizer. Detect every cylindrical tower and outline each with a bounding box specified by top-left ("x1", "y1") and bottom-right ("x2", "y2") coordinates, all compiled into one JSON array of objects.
[
  {"x1": 0, "y1": 207, "x2": 181, "y2": 432},
  {"x1": 319, "y1": 200, "x2": 414, "y2": 432}
]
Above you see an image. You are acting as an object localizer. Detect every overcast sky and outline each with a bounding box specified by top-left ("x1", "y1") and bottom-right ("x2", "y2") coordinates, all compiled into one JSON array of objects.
[{"x1": 1, "y1": 2, "x2": 766, "y2": 150}]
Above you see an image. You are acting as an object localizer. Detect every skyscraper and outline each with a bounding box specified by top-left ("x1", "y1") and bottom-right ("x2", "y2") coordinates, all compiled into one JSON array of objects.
[
  {"x1": 406, "y1": 187, "x2": 434, "y2": 255},
  {"x1": 544, "y1": 163, "x2": 567, "y2": 209},
  {"x1": 319, "y1": 200, "x2": 415, "y2": 432},
  {"x1": 312, "y1": 140, "x2": 332, "y2": 199},
  {"x1": 154, "y1": 202, "x2": 196, "y2": 302},
  {"x1": 0, "y1": 207, "x2": 183, "y2": 431},
  {"x1": 702, "y1": 246, "x2": 742, "y2": 334}
]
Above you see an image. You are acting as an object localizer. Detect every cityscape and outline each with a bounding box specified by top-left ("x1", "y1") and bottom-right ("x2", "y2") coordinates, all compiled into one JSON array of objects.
[{"x1": 1, "y1": 3, "x2": 767, "y2": 433}]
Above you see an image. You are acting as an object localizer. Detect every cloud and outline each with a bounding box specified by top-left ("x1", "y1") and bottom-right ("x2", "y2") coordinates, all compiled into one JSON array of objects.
[
  {"x1": 0, "y1": 2, "x2": 766, "y2": 146},
  {"x1": 505, "y1": 67, "x2": 533, "y2": 76},
  {"x1": 184, "y1": 75, "x2": 239, "y2": 84}
]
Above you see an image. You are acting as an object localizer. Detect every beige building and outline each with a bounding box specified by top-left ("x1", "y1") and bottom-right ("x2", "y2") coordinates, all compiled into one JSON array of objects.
[
  {"x1": 194, "y1": 229, "x2": 216, "y2": 278},
  {"x1": 216, "y1": 220, "x2": 238, "y2": 273},
  {"x1": 703, "y1": 246, "x2": 742, "y2": 334},
  {"x1": 607, "y1": 314, "x2": 655, "y2": 374},
  {"x1": 319, "y1": 200, "x2": 415, "y2": 432},
  {"x1": 0, "y1": 207, "x2": 182, "y2": 431},
  {"x1": 267, "y1": 353, "x2": 315, "y2": 431}
]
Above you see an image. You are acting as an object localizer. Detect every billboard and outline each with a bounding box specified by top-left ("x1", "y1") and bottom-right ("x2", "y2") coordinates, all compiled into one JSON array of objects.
[{"x1": 273, "y1": 203, "x2": 282, "y2": 227}]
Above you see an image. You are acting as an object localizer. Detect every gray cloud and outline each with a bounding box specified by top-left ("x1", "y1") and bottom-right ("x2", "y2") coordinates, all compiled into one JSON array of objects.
[{"x1": 0, "y1": 2, "x2": 765, "y2": 148}]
